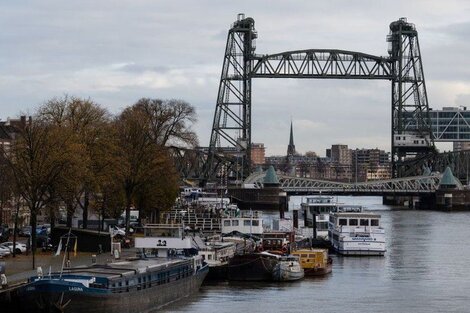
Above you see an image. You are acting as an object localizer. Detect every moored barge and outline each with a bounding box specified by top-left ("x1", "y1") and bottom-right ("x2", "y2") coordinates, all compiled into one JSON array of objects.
[{"x1": 18, "y1": 224, "x2": 209, "y2": 313}]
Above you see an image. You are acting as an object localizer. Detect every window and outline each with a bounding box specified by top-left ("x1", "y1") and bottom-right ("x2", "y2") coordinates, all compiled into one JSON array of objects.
[
  {"x1": 252, "y1": 220, "x2": 259, "y2": 226},
  {"x1": 349, "y1": 219, "x2": 358, "y2": 226},
  {"x1": 319, "y1": 222, "x2": 329, "y2": 230},
  {"x1": 224, "y1": 220, "x2": 231, "y2": 226},
  {"x1": 360, "y1": 219, "x2": 369, "y2": 226},
  {"x1": 208, "y1": 255, "x2": 212, "y2": 260},
  {"x1": 339, "y1": 219, "x2": 347, "y2": 226},
  {"x1": 232, "y1": 220, "x2": 239, "y2": 226},
  {"x1": 371, "y1": 219, "x2": 379, "y2": 226},
  {"x1": 244, "y1": 220, "x2": 251, "y2": 226}
]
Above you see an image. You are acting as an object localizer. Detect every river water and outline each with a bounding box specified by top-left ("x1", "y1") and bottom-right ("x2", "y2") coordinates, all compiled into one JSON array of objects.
[{"x1": 162, "y1": 196, "x2": 470, "y2": 313}]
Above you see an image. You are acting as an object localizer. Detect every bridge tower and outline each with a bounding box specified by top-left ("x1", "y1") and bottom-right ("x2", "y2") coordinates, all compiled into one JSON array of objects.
[
  {"x1": 387, "y1": 18, "x2": 435, "y2": 177},
  {"x1": 205, "y1": 14, "x2": 257, "y2": 181}
]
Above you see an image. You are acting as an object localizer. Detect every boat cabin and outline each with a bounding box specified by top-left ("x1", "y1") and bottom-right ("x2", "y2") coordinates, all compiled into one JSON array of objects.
[
  {"x1": 135, "y1": 224, "x2": 198, "y2": 258},
  {"x1": 329, "y1": 213, "x2": 382, "y2": 231},
  {"x1": 221, "y1": 211, "x2": 263, "y2": 235},
  {"x1": 262, "y1": 231, "x2": 294, "y2": 252},
  {"x1": 291, "y1": 249, "x2": 328, "y2": 269},
  {"x1": 198, "y1": 241, "x2": 236, "y2": 265}
]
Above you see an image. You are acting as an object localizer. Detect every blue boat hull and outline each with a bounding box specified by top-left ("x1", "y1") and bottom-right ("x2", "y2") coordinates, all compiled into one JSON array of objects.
[{"x1": 17, "y1": 266, "x2": 208, "y2": 313}]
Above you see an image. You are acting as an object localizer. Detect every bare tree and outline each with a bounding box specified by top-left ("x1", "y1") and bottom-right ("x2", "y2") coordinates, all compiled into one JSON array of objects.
[
  {"x1": 7, "y1": 119, "x2": 78, "y2": 268},
  {"x1": 133, "y1": 98, "x2": 198, "y2": 147}
]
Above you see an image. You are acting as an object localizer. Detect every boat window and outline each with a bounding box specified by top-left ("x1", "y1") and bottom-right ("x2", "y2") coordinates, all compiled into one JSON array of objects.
[
  {"x1": 371, "y1": 219, "x2": 379, "y2": 226},
  {"x1": 224, "y1": 220, "x2": 231, "y2": 226},
  {"x1": 339, "y1": 219, "x2": 347, "y2": 226},
  {"x1": 244, "y1": 220, "x2": 251, "y2": 226},
  {"x1": 232, "y1": 220, "x2": 239, "y2": 226},
  {"x1": 349, "y1": 219, "x2": 358, "y2": 226},
  {"x1": 208, "y1": 255, "x2": 212, "y2": 260},
  {"x1": 360, "y1": 219, "x2": 369, "y2": 226},
  {"x1": 252, "y1": 220, "x2": 259, "y2": 226}
]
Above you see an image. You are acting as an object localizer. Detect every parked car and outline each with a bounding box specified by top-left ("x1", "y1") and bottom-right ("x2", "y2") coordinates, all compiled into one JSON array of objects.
[
  {"x1": 0, "y1": 227, "x2": 9, "y2": 243},
  {"x1": 0, "y1": 242, "x2": 27, "y2": 254},
  {"x1": 0, "y1": 245, "x2": 11, "y2": 257},
  {"x1": 37, "y1": 224, "x2": 51, "y2": 235},
  {"x1": 19, "y1": 226, "x2": 32, "y2": 237}
]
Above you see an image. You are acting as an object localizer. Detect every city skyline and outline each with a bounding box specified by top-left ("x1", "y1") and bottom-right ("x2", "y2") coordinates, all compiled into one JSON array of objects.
[{"x1": 1, "y1": 1, "x2": 469, "y2": 155}]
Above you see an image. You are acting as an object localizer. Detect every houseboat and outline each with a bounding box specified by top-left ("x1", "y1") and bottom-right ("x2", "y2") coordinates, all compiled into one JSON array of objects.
[
  {"x1": 19, "y1": 225, "x2": 209, "y2": 313},
  {"x1": 328, "y1": 211, "x2": 386, "y2": 256},
  {"x1": 198, "y1": 237, "x2": 236, "y2": 280},
  {"x1": 291, "y1": 249, "x2": 332, "y2": 276}
]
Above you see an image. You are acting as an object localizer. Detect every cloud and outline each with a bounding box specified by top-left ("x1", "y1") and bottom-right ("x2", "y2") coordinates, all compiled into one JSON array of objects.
[{"x1": 1, "y1": 0, "x2": 470, "y2": 157}]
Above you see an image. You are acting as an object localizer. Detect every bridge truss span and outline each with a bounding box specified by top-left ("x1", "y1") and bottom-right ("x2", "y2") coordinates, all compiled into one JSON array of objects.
[
  {"x1": 245, "y1": 172, "x2": 443, "y2": 195},
  {"x1": 251, "y1": 50, "x2": 393, "y2": 79}
]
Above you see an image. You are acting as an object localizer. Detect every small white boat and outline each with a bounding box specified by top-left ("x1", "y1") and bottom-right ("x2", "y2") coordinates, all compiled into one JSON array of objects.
[{"x1": 271, "y1": 255, "x2": 304, "y2": 281}]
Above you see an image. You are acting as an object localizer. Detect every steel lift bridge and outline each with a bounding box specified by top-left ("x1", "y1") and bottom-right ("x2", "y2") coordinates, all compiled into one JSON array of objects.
[{"x1": 200, "y1": 13, "x2": 434, "y2": 184}]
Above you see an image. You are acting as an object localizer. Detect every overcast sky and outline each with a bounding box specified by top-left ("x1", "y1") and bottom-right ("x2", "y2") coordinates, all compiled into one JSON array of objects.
[{"x1": 1, "y1": 0, "x2": 470, "y2": 156}]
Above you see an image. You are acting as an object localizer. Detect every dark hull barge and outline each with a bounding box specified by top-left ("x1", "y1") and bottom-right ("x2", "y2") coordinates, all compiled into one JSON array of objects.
[{"x1": 18, "y1": 257, "x2": 208, "y2": 313}]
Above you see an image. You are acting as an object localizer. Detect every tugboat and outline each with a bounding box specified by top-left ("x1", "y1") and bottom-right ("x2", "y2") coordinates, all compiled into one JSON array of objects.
[{"x1": 18, "y1": 225, "x2": 209, "y2": 313}]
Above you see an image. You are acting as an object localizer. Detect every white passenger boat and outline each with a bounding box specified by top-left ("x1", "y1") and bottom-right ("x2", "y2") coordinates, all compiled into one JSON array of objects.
[{"x1": 328, "y1": 210, "x2": 386, "y2": 256}]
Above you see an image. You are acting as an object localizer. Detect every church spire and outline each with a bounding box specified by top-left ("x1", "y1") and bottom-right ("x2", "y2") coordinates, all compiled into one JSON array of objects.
[{"x1": 287, "y1": 120, "x2": 296, "y2": 156}]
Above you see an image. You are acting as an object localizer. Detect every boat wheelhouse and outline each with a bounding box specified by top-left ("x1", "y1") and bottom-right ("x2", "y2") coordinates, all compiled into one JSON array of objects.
[
  {"x1": 328, "y1": 212, "x2": 386, "y2": 256},
  {"x1": 301, "y1": 196, "x2": 339, "y2": 239}
]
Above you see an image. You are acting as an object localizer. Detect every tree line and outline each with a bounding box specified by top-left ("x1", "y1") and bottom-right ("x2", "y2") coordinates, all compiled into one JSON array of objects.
[{"x1": 0, "y1": 96, "x2": 197, "y2": 262}]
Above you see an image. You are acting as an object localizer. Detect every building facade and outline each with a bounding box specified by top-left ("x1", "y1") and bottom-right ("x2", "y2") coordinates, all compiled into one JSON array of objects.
[{"x1": 251, "y1": 143, "x2": 266, "y2": 165}]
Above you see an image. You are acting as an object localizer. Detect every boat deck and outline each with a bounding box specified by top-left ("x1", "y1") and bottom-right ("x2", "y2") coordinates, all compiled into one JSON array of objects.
[{"x1": 58, "y1": 258, "x2": 190, "y2": 280}]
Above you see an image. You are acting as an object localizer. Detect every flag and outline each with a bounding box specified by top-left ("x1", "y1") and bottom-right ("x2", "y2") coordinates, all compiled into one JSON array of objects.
[
  {"x1": 55, "y1": 239, "x2": 62, "y2": 256},
  {"x1": 73, "y1": 239, "x2": 78, "y2": 257}
]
